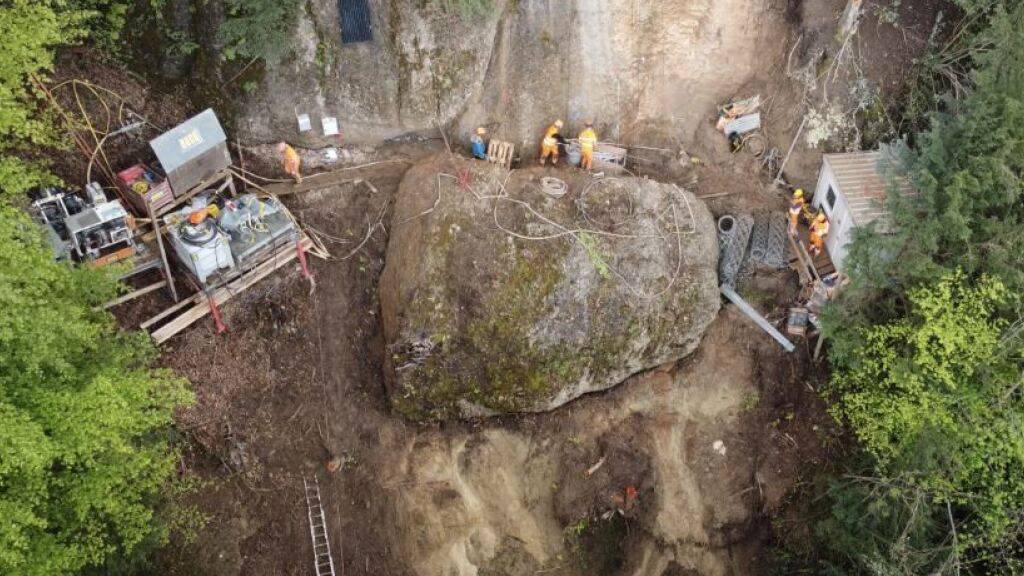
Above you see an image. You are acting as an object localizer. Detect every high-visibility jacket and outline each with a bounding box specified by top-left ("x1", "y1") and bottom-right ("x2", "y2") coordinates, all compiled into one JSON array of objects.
[
  {"x1": 282, "y1": 145, "x2": 301, "y2": 172},
  {"x1": 579, "y1": 128, "x2": 598, "y2": 151},
  {"x1": 811, "y1": 219, "x2": 830, "y2": 237},
  {"x1": 543, "y1": 125, "x2": 560, "y2": 148}
]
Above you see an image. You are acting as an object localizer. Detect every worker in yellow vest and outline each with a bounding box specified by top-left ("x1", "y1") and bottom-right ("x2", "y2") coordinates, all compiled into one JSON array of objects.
[
  {"x1": 578, "y1": 121, "x2": 598, "y2": 171},
  {"x1": 788, "y1": 189, "x2": 806, "y2": 236},
  {"x1": 277, "y1": 142, "x2": 302, "y2": 184},
  {"x1": 539, "y1": 120, "x2": 564, "y2": 166},
  {"x1": 810, "y1": 213, "x2": 830, "y2": 256}
]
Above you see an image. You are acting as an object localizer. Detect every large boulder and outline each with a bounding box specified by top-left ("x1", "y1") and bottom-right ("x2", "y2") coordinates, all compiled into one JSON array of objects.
[{"x1": 380, "y1": 156, "x2": 719, "y2": 420}]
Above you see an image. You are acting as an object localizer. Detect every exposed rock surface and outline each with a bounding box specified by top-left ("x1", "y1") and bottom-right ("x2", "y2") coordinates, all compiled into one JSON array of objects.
[
  {"x1": 242, "y1": 0, "x2": 792, "y2": 150},
  {"x1": 379, "y1": 155, "x2": 719, "y2": 419},
  {"x1": 376, "y1": 308, "x2": 822, "y2": 576}
]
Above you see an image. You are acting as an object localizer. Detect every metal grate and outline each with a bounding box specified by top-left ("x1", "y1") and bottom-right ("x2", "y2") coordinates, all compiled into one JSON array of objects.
[
  {"x1": 339, "y1": 0, "x2": 373, "y2": 43},
  {"x1": 717, "y1": 214, "x2": 754, "y2": 288},
  {"x1": 748, "y1": 212, "x2": 789, "y2": 270}
]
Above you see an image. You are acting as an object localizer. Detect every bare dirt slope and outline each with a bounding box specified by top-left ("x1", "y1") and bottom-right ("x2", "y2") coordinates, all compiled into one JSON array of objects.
[{"x1": 150, "y1": 153, "x2": 829, "y2": 576}]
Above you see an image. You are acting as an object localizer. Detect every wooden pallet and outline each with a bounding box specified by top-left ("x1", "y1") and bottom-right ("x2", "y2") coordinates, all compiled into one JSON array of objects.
[
  {"x1": 487, "y1": 139, "x2": 516, "y2": 169},
  {"x1": 147, "y1": 236, "x2": 315, "y2": 344}
]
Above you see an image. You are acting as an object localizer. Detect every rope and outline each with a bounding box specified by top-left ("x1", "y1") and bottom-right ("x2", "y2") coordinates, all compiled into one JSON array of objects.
[{"x1": 540, "y1": 177, "x2": 568, "y2": 198}]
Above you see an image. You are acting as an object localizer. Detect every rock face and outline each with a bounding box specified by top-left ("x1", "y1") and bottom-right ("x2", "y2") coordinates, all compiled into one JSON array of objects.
[
  {"x1": 377, "y1": 309, "x2": 822, "y2": 576},
  {"x1": 379, "y1": 156, "x2": 719, "y2": 420},
  {"x1": 241, "y1": 0, "x2": 792, "y2": 149}
]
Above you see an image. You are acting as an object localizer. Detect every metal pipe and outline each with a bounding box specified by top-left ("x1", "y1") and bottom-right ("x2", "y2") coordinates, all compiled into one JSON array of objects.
[{"x1": 720, "y1": 284, "x2": 796, "y2": 353}]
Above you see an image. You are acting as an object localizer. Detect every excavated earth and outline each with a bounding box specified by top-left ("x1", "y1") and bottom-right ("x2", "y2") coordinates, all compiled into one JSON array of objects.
[{"x1": 151, "y1": 155, "x2": 831, "y2": 576}]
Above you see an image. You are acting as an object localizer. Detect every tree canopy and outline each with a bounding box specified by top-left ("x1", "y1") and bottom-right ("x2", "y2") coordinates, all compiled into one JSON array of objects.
[
  {"x1": 811, "y1": 4, "x2": 1024, "y2": 574},
  {"x1": 0, "y1": 2, "x2": 192, "y2": 574}
]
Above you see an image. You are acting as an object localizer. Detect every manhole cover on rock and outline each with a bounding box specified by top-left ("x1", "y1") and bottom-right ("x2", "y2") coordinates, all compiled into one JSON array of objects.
[{"x1": 380, "y1": 156, "x2": 720, "y2": 421}]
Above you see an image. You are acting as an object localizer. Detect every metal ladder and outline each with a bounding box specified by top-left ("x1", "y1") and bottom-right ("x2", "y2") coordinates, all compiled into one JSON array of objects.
[{"x1": 303, "y1": 477, "x2": 337, "y2": 576}]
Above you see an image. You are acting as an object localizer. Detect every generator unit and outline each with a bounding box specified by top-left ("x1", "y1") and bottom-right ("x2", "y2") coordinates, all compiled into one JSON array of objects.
[
  {"x1": 30, "y1": 187, "x2": 133, "y2": 263},
  {"x1": 218, "y1": 195, "x2": 299, "y2": 269},
  {"x1": 65, "y1": 200, "x2": 135, "y2": 262},
  {"x1": 149, "y1": 109, "x2": 232, "y2": 197},
  {"x1": 165, "y1": 201, "x2": 235, "y2": 285}
]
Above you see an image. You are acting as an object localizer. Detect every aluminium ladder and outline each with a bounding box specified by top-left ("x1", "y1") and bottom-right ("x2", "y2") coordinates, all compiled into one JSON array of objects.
[{"x1": 303, "y1": 477, "x2": 337, "y2": 576}]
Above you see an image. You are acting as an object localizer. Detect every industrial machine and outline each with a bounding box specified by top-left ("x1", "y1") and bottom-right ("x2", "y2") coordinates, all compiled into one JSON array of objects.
[
  {"x1": 29, "y1": 188, "x2": 79, "y2": 261},
  {"x1": 30, "y1": 186, "x2": 135, "y2": 263},
  {"x1": 165, "y1": 193, "x2": 297, "y2": 285},
  {"x1": 66, "y1": 200, "x2": 135, "y2": 262},
  {"x1": 218, "y1": 195, "x2": 299, "y2": 269},
  {"x1": 149, "y1": 109, "x2": 232, "y2": 197},
  {"x1": 165, "y1": 200, "x2": 235, "y2": 285}
]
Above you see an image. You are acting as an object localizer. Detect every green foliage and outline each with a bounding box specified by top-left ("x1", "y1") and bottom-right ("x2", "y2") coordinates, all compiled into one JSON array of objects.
[
  {"x1": 67, "y1": 0, "x2": 132, "y2": 53},
  {"x1": 827, "y1": 273, "x2": 1024, "y2": 546},
  {"x1": 874, "y1": 0, "x2": 902, "y2": 25},
  {"x1": 830, "y1": 6, "x2": 1024, "y2": 353},
  {"x1": 217, "y1": 0, "x2": 301, "y2": 66},
  {"x1": 814, "y1": 474, "x2": 958, "y2": 575},
  {"x1": 0, "y1": 0, "x2": 86, "y2": 197},
  {"x1": 0, "y1": 3, "x2": 194, "y2": 573},
  {"x1": 576, "y1": 232, "x2": 610, "y2": 279},
  {"x1": 807, "y1": 6, "x2": 1024, "y2": 573},
  {"x1": 0, "y1": 206, "x2": 192, "y2": 575}
]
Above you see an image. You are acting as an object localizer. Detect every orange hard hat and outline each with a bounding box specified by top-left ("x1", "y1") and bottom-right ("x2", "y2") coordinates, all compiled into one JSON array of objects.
[{"x1": 816, "y1": 213, "x2": 826, "y2": 222}]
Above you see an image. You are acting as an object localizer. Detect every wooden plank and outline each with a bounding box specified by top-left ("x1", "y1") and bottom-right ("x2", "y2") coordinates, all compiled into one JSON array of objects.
[
  {"x1": 148, "y1": 199, "x2": 179, "y2": 302},
  {"x1": 155, "y1": 170, "x2": 233, "y2": 217},
  {"x1": 87, "y1": 245, "x2": 136, "y2": 268},
  {"x1": 787, "y1": 233, "x2": 813, "y2": 285},
  {"x1": 150, "y1": 237, "x2": 313, "y2": 344},
  {"x1": 100, "y1": 280, "x2": 168, "y2": 310},
  {"x1": 140, "y1": 292, "x2": 204, "y2": 330}
]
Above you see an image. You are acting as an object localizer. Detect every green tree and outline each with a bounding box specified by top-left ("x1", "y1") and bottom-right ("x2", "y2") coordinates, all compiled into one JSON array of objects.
[
  {"x1": 0, "y1": 0, "x2": 86, "y2": 198},
  {"x1": 796, "y1": 7, "x2": 1024, "y2": 574},
  {"x1": 0, "y1": 1, "x2": 193, "y2": 573},
  {"x1": 828, "y1": 274, "x2": 1024, "y2": 547},
  {"x1": 0, "y1": 206, "x2": 192, "y2": 575},
  {"x1": 217, "y1": 0, "x2": 300, "y2": 66}
]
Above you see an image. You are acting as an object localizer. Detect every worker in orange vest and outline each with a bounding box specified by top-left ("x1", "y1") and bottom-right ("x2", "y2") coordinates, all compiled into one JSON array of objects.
[
  {"x1": 278, "y1": 142, "x2": 302, "y2": 184},
  {"x1": 810, "y1": 213, "x2": 830, "y2": 256},
  {"x1": 578, "y1": 120, "x2": 598, "y2": 171},
  {"x1": 788, "y1": 189, "x2": 806, "y2": 236},
  {"x1": 539, "y1": 120, "x2": 564, "y2": 166}
]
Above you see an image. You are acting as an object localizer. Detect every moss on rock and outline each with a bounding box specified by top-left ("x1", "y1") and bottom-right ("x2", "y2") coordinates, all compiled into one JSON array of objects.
[{"x1": 381, "y1": 156, "x2": 720, "y2": 421}]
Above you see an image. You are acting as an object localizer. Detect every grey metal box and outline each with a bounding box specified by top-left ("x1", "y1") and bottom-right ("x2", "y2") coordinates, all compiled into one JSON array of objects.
[{"x1": 150, "y1": 109, "x2": 231, "y2": 197}]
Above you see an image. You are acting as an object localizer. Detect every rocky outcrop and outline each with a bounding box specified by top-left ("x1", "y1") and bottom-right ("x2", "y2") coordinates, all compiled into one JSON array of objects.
[
  {"x1": 241, "y1": 0, "x2": 792, "y2": 150},
  {"x1": 379, "y1": 155, "x2": 719, "y2": 420},
  {"x1": 376, "y1": 308, "x2": 820, "y2": 576}
]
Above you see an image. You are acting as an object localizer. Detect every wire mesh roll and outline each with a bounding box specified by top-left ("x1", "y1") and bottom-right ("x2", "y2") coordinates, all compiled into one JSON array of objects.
[{"x1": 718, "y1": 214, "x2": 754, "y2": 288}]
